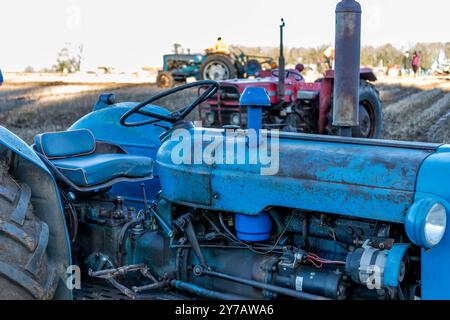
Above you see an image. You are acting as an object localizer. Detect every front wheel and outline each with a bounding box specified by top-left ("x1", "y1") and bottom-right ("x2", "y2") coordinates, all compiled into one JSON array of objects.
[{"x1": 156, "y1": 72, "x2": 175, "y2": 88}]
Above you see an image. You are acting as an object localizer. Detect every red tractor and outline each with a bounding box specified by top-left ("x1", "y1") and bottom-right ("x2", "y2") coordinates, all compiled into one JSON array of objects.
[{"x1": 199, "y1": 19, "x2": 382, "y2": 138}]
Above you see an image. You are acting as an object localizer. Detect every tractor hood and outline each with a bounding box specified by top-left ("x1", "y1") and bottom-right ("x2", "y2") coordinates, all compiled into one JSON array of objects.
[
  {"x1": 217, "y1": 77, "x2": 298, "y2": 104},
  {"x1": 157, "y1": 127, "x2": 447, "y2": 224}
]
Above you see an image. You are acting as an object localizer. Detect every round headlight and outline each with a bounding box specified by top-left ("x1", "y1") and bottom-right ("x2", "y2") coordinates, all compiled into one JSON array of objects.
[
  {"x1": 205, "y1": 112, "x2": 215, "y2": 125},
  {"x1": 425, "y1": 203, "x2": 447, "y2": 246},
  {"x1": 230, "y1": 113, "x2": 241, "y2": 126},
  {"x1": 405, "y1": 198, "x2": 448, "y2": 249}
]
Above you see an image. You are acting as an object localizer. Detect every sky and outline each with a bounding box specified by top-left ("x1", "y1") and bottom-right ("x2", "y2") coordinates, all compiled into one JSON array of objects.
[{"x1": 0, "y1": 0, "x2": 449, "y2": 71}]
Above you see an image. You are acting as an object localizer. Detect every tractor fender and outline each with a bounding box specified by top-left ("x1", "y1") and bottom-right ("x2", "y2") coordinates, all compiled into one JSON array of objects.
[
  {"x1": 0, "y1": 126, "x2": 71, "y2": 299},
  {"x1": 323, "y1": 67, "x2": 377, "y2": 82}
]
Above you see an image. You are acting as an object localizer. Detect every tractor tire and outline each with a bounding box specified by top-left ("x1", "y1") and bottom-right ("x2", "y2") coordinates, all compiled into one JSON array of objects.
[
  {"x1": 0, "y1": 163, "x2": 58, "y2": 300},
  {"x1": 157, "y1": 72, "x2": 175, "y2": 88},
  {"x1": 352, "y1": 80, "x2": 383, "y2": 139},
  {"x1": 199, "y1": 54, "x2": 237, "y2": 81}
]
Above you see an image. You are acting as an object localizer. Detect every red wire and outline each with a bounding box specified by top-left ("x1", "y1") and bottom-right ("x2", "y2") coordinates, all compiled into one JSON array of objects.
[{"x1": 306, "y1": 253, "x2": 346, "y2": 268}]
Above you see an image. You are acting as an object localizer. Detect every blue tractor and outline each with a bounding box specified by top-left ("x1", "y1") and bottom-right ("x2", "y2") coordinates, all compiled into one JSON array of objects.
[
  {"x1": 157, "y1": 48, "x2": 274, "y2": 88},
  {"x1": 157, "y1": 53, "x2": 205, "y2": 88},
  {"x1": 0, "y1": 0, "x2": 449, "y2": 300}
]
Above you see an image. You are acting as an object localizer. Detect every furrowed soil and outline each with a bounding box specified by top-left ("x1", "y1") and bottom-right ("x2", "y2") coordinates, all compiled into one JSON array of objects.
[{"x1": 1, "y1": 77, "x2": 449, "y2": 144}]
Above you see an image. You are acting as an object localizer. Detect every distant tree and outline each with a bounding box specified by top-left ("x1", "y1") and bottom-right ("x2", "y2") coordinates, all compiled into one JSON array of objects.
[
  {"x1": 24, "y1": 66, "x2": 35, "y2": 73},
  {"x1": 374, "y1": 44, "x2": 403, "y2": 67},
  {"x1": 54, "y1": 44, "x2": 83, "y2": 73},
  {"x1": 230, "y1": 42, "x2": 447, "y2": 71},
  {"x1": 360, "y1": 46, "x2": 377, "y2": 66},
  {"x1": 445, "y1": 42, "x2": 450, "y2": 59}
]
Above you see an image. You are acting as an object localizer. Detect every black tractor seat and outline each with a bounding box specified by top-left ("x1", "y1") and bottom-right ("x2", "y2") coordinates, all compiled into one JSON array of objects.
[{"x1": 34, "y1": 129, "x2": 153, "y2": 192}]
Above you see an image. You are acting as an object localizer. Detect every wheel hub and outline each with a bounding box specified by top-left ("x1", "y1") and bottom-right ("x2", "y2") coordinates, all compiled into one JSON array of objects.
[
  {"x1": 204, "y1": 62, "x2": 229, "y2": 80},
  {"x1": 353, "y1": 104, "x2": 372, "y2": 138}
]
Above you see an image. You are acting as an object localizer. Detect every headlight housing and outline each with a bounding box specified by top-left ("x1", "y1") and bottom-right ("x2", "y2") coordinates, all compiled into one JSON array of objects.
[
  {"x1": 204, "y1": 112, "x2": 215, "y2": 125},
  {"x1": 424, "y1": 203, "x2": 447, "y2": 246},
  {"x1": 405, "y1": 198, "x2": 447, "y2": 249},
  {"x1": 230, "y1": 113, "x2": 241, "y2": 126}
]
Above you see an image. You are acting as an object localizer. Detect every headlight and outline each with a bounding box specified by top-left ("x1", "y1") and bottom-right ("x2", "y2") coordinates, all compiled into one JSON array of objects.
[
  {"x1": 230, "y1": 113, "x2": 241, "y2": 126},
  {"x1": 425, "y1": 203, "x2": 447, "y2": 246},
  {"x1": 405, "y1": 198, "x2": 447, "y2": 249},
  {"x1": 204, "y1": 112, "x2": 215, "y2": 125}
]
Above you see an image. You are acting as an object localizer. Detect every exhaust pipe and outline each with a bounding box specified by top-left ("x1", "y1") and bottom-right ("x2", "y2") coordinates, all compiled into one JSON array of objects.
[
  {"x1": 278, "y1": 18, "x2": 286, "y2": 103},
  {"x1": 333, "y1": 0, "x2": 361, "y2": 137}
]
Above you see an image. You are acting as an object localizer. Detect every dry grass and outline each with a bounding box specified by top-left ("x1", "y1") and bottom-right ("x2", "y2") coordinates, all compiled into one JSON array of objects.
[{"x1": 0, "y1": 82, "x2": 197, "y2": 143}]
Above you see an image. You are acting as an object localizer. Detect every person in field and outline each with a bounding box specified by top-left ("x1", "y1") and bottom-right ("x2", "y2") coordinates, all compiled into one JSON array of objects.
[
  {"x1": 323, "y1": 46, "x2": 335, "y2": 70},
  {"x1": 206, "y1": 37, "x2": 230, "y2": 55},
  {"x1": 412, "y1": 51, "x2": 421, "y2": 78}
]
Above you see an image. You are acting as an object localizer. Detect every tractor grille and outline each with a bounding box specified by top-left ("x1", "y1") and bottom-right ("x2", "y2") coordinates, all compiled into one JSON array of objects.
[
  {"x1": 212, "y1": 85, "x2": 240, "y2": 102},
  {"x1": 201, "y1": 85, "x2": 246, "y2": 127}
]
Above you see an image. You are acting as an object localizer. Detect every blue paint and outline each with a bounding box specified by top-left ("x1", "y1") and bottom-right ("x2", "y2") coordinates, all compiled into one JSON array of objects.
[
  {"x1": 157, "y1": 128, "x2": 435, "y2": 223},
  {"x1": 247, "y1": 106, "x2": 263, "y2": 133},
  {"x1": 239, "y1": 87, "x2": 271, "y2": 107},
  {"x1": 35, "y1": 129, "x2": 96, "y2": 158},
  {"x1": 162, "y1": 54, "x2": 204, "y2": 81},
  {"x1": 2, "y1": 82, "x2": 450, "y2": 299},
  {"x1": 93, "y1": 93, "x2": 116, "y2": 111},
  {"x1": 235, "y1": 212, "x2": 273, "y2": 242},
  {"x1": 414, "y1": 147, "x2": 450, "y2": 299},
  {"x1": 240, "y1": 87, "x2": 271, "y2": 136},
  {"x1": 70, "y1": 103, "x2": 169, "y2": 207},
  {"x1": 405, "y1": 198, "x2": 444, "y2": 249},
  {"x1": 384, "y1": 244, "x2": 409, "y2": 287}
]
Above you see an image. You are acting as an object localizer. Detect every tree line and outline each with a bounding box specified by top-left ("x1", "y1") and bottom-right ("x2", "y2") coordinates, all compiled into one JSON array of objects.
[{"x1": 233, "y1": 42, "x2": 450, "y2": 71}]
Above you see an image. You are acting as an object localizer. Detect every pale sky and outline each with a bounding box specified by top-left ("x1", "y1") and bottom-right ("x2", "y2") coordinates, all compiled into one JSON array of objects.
[{"x1": 1, "y1": 0, "x2": 449, "y2": 71}]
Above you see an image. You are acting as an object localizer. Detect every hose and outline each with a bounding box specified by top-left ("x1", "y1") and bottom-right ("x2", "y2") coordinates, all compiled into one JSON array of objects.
[{"x1": 117, "y1": 217, "x2": 144, "y2": 266}]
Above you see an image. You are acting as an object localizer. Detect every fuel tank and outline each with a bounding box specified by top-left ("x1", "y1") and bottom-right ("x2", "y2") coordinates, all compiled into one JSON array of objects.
[{"x1": 157, "y1": 126, "x2": 447, "y2": 224}]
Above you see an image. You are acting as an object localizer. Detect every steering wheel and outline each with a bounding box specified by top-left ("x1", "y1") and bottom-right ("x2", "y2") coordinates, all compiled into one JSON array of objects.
[
  {"x1": 120, "y1": 80, "x2": 219, "y2": 127},
  {"x1": 271, "y1": 69, "x2": 303, "y2": 82}
]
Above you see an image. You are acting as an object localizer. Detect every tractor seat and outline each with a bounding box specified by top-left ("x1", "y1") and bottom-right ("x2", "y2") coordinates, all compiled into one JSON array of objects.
[{"x1": 34, "y1": 129, "x2": 153, "y2": 189}]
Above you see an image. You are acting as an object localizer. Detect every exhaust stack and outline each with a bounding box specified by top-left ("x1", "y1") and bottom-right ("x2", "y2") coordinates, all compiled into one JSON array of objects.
[
  {"x1": 333, "y1": 0, "x2": 361, "y2": 137},
  {"x1": 278, "y1": 18, "x2": 286, "y2": 103}
]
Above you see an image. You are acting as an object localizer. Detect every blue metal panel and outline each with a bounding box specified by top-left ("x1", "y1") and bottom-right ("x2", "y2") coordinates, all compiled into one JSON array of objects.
[
  {"x1": 70, "y1": 103, "x2": 168, "y2": 207},
  {"x1": 239, "y1": 87, "x2": 271, "y2": 107},
  {"x1": 415, "y1": 145, "x2": 450, "y2": 299},
  {"x1": 157, "y1": 128, "x2": 433, "y2": 223},
  {"x1": 384, "y1": 244, "x2": 409, "y2": 287}
]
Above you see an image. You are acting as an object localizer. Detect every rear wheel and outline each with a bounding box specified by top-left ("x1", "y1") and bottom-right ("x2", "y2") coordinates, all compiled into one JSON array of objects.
[
  {"x1": 0, "y1": 162, "x2": 58, "y2": 300},
  {"x1": 351, "y1": 80, "x2": 383, "y2": 139},
  {"x1": 199, "y1": 54, "x2": 237, "y2": 80},
  {"x1": 327, "y1": 80, "x2": 383, "y2": 138},
  {"x1": 157, "y1": 72, "x2": 175, "y2": 88}
]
